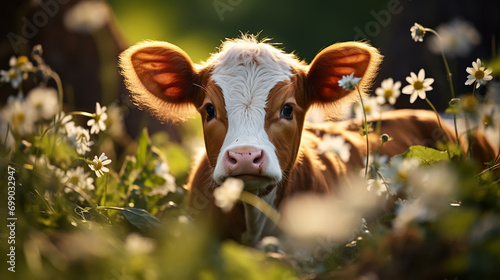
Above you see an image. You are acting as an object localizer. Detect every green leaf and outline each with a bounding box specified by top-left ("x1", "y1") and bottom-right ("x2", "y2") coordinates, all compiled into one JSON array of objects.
[
  {"x1": 396, "y1": 145, "x2": 456, "y2": 166},
  {"x1": 136, "y1": 128, "x2": 150, "y2": 169},
  {"x1": 121, "y1": 207, "x2": 163, "y2": 232},
  {"x1": 220, "y1": 241, "x2": 296, "y2": 279}
]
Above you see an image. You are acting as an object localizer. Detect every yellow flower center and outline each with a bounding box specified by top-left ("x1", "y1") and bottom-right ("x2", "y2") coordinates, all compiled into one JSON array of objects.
[
  {"x1": 461, "y1": 95, "x2": 478, "y2": 112},
  {"x1": 413, "y1": 81, "x2": 424, "y2": 90},
  {"x1": 397, "y1": 170, "x2": 408, "y2": 182},
  {"x1": 474, "y1": 69, "x2": 485, "y2": 80},
  {"x1": 415, "y1": 27, "x2": 426, "y2": 37},
  {"x1": 8, "y1": 70, "x2": 17, "y2": 80},
  {"x1": 482, "y1": 115, "x2": 492, "y2": 126},
  {"x1": 364, "y1": 105, "x2": 372, "y2": 114},
  {"x1": 14, "y1": 112, "x2": 25, "y2": 124},
  {"x1": 93, "y1": 160, "x2": 103, "y2": 171},
  {"x1": 16, "y1": 56, "x2": 29, "y2": 67},
  {"x1": 384, "y1": 89, "x2": 393, "y2": 98},
  {"x1": 69, "y1": 175, "x2": 80, "y2": 185}
]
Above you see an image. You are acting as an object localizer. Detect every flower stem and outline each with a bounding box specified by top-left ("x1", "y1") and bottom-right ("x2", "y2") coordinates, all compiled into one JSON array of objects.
[
  {"x1": 476, "y1": 162, "x2": 500, "y2": 178},
  {"x1": 425, "y1": 98, "x2": 451, "y2": 158},
  {"x1": 356, "y1": 86, "x2": 370, "y2": 177},
  {"x1": 50, "y1": 71, "x2": 64, "y2": 113},
  {"x1": 70, "y1": 111, "x2": 95, "y2": 118},
  {"x1": 426, "y1": 28, "x2": 461, "y2": 151},
  {"x1": 464, "y1": 114, "x2": 474, "y2": 160},
  {"x1": 239, "y1": 191, "x2": 281, "y2": 227}
]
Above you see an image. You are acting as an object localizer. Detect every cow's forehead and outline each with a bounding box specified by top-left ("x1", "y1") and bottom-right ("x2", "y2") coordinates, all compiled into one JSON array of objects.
[{"x1": 208, "y1": 39, "x2": 302, "y2": 114}]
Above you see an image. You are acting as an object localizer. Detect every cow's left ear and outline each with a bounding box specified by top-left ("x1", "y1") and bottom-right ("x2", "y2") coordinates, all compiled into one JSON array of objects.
[{"x1": 306, "y1": 42, "x2": 382, "y2": 111}]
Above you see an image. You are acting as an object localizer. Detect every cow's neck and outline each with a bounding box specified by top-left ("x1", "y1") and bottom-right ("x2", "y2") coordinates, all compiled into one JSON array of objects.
[{"x1": 241, "y1": 186, "x2": 280, "y2": 246}]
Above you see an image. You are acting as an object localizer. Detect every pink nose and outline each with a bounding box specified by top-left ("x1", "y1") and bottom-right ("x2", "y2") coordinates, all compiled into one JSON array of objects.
[{"x1": 224, "y1": 147, "x2": 267, "y2": 177}]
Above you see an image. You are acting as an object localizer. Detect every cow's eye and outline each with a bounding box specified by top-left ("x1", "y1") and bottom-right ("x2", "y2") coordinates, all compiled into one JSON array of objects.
[
  {"x1": 280, "y1": 104, "x2": 294, "y2": 120},
  {"x1": 205, "y1": 104, "x2": 216, "y2": 121}
]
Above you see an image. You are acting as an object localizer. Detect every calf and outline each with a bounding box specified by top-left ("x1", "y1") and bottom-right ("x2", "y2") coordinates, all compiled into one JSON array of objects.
[{"x1": 119, "y1": 36, "x2": 497, "y2": 245}]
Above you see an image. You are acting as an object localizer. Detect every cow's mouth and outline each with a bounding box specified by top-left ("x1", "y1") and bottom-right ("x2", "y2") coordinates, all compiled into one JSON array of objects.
[{"x1": 225, "y1": 174, "x2": 278, "y2": 193}]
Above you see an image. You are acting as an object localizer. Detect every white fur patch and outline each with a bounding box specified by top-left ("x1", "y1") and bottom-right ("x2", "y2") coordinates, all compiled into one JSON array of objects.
[{"x1": 210, "y1": 39, "x2": 296, "y2": 187}]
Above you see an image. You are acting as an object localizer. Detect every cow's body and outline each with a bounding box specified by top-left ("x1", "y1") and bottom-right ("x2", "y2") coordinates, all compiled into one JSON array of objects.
[{"x1": 119, "y1": 36, "x2": 498, "y2": 246}]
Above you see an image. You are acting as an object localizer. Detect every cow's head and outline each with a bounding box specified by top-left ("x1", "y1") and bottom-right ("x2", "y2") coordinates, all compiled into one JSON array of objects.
[{"x1": 120, "y1": 36, "x2": 381, "y2": 193}]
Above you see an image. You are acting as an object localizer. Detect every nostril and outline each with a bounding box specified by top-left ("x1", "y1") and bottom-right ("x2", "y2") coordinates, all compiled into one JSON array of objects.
[
  {"x1": 252, "y1": 151, "x2": 264, "y2": 165},
  {"x1": 227, "y1": 152, "x2": 238, "y2": 166},
  {"x1": 229, "y1": 157, "x2": 237, "y2": 165}
]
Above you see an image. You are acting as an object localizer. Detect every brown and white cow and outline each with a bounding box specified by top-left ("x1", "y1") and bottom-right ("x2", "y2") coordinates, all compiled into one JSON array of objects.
[{"x1": 120, "y1": 36, "x2": 497, "y2": 245}]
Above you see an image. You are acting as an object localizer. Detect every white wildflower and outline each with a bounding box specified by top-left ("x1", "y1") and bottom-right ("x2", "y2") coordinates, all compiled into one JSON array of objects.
[
  {"x1": 88, "y1": 152, "x2": 112, "y2": 177},
  {"x1": 367, "y1": 177, "x2": 388, "y2": 197},
  {"x1": 338, "y1": 73, "x2": 361, "y2": 91},
  {"x1": 0, "y1": 56, "x2": 33, "y2": 89},
  {"x1": 402, "y1": 69, "x2": 434, "y2": 103},
  {"x1": 64, "y1": 1, "x2": 110, "y2": 33},
  {"x1": 125, "y1": 233, "x2": 156, "y2": 255},
  {"x1": 105, "y1": 103, "x2": 125, "y2": 138},
  {"x1": 394, "y1": 165, "x2": 457, "y2": 230},
  {"x1": 375, "y1": 78, "x2": 401, "y2": 105},
  {"x1": 1, "y1": 96, "x2": 36, "y2": 136},
  {"x1": 66, "y1": 124, "x2": 93, "y2": 155},
  {"x1": 410, "y1": 22, "x2": 426, "y2": 42},
  {"x1": 363, "y1": 154, "x2": 388, "y2": 176},
  {"x1": 282, "y1": 176, "x2": 380, "y2": 243},
  {"x1": 51, "y1": 111, "x2": 75, "y2": 135},
  {"x1": 87, "y1": 102, "x2": 108, "y2": 134},
  {"x1": 465, "y1": 58, "x2": 493, "y2": 89},
  {"x1": 64, "y1": 166, "x2": 95, "y2": 195},
  {"x1": 427, "y1": 18, "x2": 481, "y2": 58},
  {"x1": 150, "y1": 161, "x2": 177, "y2": 196},
  {"x1": 213, "y1": 178, "x2": 244, "y2": 213},
  {"x1": 26, "y1": 87, "x2": 59, "y2": 120},
  {"x1": 317, "y1": 134, "x2": 351, "y2": 162},
  {"x1": 355, "y1": 96, "x2": 381, "y2": 119},
  {"x1": 380, "y1": 157, "x2": 420, "y2": 194}
]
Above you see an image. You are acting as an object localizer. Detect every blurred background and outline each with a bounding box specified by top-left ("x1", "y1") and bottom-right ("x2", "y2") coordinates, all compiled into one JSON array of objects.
[{"x1": 1, "y1": 0, "x2": 499, "y2": 139}]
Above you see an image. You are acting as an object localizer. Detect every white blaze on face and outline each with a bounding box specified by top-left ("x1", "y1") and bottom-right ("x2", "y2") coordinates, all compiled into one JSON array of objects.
[{"x1": 210, "y1": 40, "x2": 295, "y2": 188}]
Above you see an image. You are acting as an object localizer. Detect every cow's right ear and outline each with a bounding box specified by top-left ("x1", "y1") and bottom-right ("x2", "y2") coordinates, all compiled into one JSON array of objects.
[{"x1": 119, "y1": 41, "x2": 198, "y2": 122}]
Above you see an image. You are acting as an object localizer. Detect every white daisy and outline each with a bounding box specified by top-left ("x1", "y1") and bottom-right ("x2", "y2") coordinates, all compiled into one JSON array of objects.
[
  {"x1": 355, "y1": 96, "x2": 381, "y2": 120},
  {"x1": 87, "y1": 102, "x2": 108, "y2": 134},
  {"x1": 0, "y1": 96, "x2": 36, "y2": 136},
  {"x1": 213, "y1": 178, "x2": 244, "y2": 213},
  {"x1": 410, "y1": 22, "x2": 426, "y2": 42},
  {"x1": 51, "y1": 111, "x2": 75, "y2": 135},
  {"x1": 465, "y1": 58, "x2": 493, "y2": 89},
  {"x1": 0, "y1": 56, "x2": 33, "y2": 89},
  {"x1": 88, "y1": 152, "x2": 112, "y2": 177},
  {"x1": 67, "y1": 125, "x2": 93, "y2": 155},
  {"x1": 150, "y1": 161, "x2": 177, "y2": 196},
  {"x1": 380, "y1": 157, "x2": 420, "y2": 195},
  {"x1": 105, "y1": 103, "x2": 125, "y2": 138},
  {"x1": 26, "y1": 87, "x2": 59, "y2": 120},
  {"x1": 375, "y1": 78, "x2": 401, "y2": 105},
  {"x1": 338, "y1": 73, "x2": 361, "y2": 91},
  {"x1": 64, "y1": 166, "x2": 95, "y2": 193},
  {"x1": 317, "y1": 134, "x2": 351, "y2": 162},
  {"x1": 402, "y1": 69, "x2": 434, "y2": 103},
  {"x1": 367, "y1": 178, "x2": 387, "y2": 197}
]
